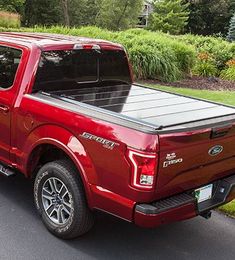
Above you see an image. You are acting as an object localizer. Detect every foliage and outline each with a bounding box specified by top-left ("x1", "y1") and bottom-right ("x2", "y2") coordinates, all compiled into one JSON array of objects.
[
  {"x1": 227, "y1": 13, "x2": 235, "y2": 42},
  {"x1": 79, "y1": 0, "x2": 101, "y2": 26},
  {"x1": 1, "y1": 25, "x2": 235, "y2": 81},
  {"x1": 0, "y1": 0, "x2": 25, "y2": 13},
  {"x1": 220, "y1": 58, "x2": 235, "y2": 80},
  {"x1": 192, "y1": 52, "x2": 218, "y2": 77},
  {"x1": 23, "y1": 0, "x2": 62, "y2": 26},
  {"x1": 193, "y1": 61, "x2": 218, "y2": 77},
  {"x1": 96, "y1": 0, "x2": 143, "y2": 31},
  {"x1": 175, "y1": 33, "x2": 235, "y2": 71},
  {"x1": 0, "y1": 10, "x2": 20, "y2": 28},
  {"x1": 220, "y1": 66, "x2": 235, "y2": 80},
  {"x1": 1, "y1": 0, "x2": 235, "y2": 37},
  {"x1": 186, "y1": 0, "x2": 233, "y2": 36},
  {"x1": 22, "y1": 0, "x2": 142, "y2": 30},
  {"x1": 219, "y1": 200, "x2": 235, "y2": 217},
  {"x1": 148, "y1": 0, "x2": 189, "y2": 34},
  {"x1": 0, "y1": 26, "x2": 195, "y2": 82}
]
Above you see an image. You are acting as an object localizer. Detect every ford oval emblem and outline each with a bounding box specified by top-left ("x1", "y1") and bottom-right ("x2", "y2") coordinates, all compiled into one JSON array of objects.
[{"x1": 208, "y1": 145, "x2": 223, "y2": 156}]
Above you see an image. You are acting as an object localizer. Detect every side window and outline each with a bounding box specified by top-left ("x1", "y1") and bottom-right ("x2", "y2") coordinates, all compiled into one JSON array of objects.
[{"x1": 0, "y1": 46, "x2": 22, "y2": 89}]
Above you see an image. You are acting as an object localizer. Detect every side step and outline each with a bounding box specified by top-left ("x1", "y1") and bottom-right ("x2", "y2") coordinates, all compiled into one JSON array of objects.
[{"x1": 0, "y1": 164, "x2": 16, "y2": 177}]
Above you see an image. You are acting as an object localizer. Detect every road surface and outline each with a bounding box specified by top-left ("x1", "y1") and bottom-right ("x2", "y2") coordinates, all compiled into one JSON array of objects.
[{"x1": 0, "y1": 174, "x2": 234, "y2": 260}]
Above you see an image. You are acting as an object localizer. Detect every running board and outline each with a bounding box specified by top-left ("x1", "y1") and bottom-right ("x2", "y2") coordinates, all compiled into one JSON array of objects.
[{"x1": 0, "y1": 164, "x2": 16, "y2": 177}]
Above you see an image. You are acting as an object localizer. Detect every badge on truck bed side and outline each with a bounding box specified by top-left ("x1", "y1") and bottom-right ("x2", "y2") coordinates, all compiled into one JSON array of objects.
[{"x1": 163, "y1": 153, "x2": 183, "y2": 168}]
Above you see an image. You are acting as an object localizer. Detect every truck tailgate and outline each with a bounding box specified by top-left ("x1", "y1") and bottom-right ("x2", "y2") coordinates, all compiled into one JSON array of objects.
[{"x1": 156, "y1": 125, "x2": 235, "y2": 198}]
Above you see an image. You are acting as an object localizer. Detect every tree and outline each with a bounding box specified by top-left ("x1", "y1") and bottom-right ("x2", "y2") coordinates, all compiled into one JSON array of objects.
[
  {"x1": 23, "y1": 0, "x2": 62, "y2": 26},
  {"x1": 55, "y1": 0, "x2": 90, "y2": 27},
  {"x1": 65, "y1": 0, "x2": 89, "y2": 27},
  {"x1": 96, "y1": 0, "x2": 143, "y2": 31},
  {"x1": 148, "y1": 0, "x2": 189, "y2": 34},
  {"x1": 23, "y1": 0, "x2": 98, "y2": 27},
  {"x1": 227, "y1": 13, "x2": 235, "y2": 41},
  {"x1": 80, "y1": 0, "x2": 102, "y2": 26},
  {"x1": 186, "y1": 0, "x2": 234, "y2": 36},
  {"x1": 61, "y1": 0, "x2": 70, "y2": 26},
  {"x1": 0, "y1": 0, "x2": 25, "y2": 13}
]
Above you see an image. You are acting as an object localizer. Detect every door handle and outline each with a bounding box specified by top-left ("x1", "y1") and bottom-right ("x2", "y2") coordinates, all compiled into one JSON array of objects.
[{"x1": 0, "y1": 105, "x2": 9, "y2": 113}]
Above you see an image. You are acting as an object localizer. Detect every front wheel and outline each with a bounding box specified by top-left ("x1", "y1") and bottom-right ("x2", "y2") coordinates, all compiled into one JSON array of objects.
[{"x1": 34, "y1": 160, "x2": 94, "y2": 239}]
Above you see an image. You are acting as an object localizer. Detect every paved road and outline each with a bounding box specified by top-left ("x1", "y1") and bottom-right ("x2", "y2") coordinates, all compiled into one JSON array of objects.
[{"x1": 0, "y1": 174, "x2": 234, "y2": 260}]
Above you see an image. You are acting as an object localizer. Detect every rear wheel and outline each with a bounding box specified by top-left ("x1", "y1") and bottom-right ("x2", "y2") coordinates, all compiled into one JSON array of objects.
[{"x1": 34, "y1": 160, "x2": 94, "y2": 239}]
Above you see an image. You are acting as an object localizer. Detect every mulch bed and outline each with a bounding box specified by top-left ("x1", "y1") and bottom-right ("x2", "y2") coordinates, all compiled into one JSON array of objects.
[{"x1": 141, "y1": 76, "x2": 235, "y2": 91}]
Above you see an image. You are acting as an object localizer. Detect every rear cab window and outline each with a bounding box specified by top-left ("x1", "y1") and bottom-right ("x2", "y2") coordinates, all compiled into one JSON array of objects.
[
  {"x1": 33, "y1": 49, "x2": 132, "y2": 92},
  {"x1": 0, "y1": 46, "x2": 22, "y2": 89}
]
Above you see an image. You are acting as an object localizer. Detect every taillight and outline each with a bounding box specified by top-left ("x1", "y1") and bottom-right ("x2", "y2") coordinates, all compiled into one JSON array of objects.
[{"x1": 127, "y1": 149, "x2": 157, "y2": 190}]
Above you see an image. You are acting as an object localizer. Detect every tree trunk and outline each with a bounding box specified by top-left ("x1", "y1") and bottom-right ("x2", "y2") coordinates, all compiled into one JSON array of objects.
[
  {"x1": 116, "y1": 0, "x2": 129, "y2": 30},
  {"x1": 61, "y1": 0, "x2": 70, "y2": 26}
]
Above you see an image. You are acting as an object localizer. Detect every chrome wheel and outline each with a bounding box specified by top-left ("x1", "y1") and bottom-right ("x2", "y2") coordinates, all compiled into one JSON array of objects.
[{"x1": 42, "y1": 177, "x2": 73, "y2": 225}]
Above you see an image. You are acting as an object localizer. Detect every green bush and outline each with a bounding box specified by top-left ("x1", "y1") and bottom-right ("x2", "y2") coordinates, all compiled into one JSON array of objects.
[
  {"x1": 128, "y1": 45, "x2": 181, "y2": 81},
  {"x1": 192, "y1": 52, "x2": 218, "y2": 77},
  {"x1": 176, "y1": 34, "x2": 235, "y2": 71},
  {"x1": 10, "y1": 26, "x2": 194, "y2": 82},
  {"x1": 221, "y1": 66, "x2": 235, "y2": 80},
  {"x1": 0, "y1": 11, "x2": 20, "y2": 28},
  {"x1": 193, "y1": 61, "x2": 218, "y2": 77},
  {"x1": 115, "y1": 29, "x2": 195, "y2": 80},
  {"x1": 2, "y1": 25, "x2": 235, "y2": 82}
]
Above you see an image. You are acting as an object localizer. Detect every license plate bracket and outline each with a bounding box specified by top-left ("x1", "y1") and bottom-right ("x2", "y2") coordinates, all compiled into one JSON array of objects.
[{"x1": 195, "y1": 184, "x2": 213, "y2": 203}]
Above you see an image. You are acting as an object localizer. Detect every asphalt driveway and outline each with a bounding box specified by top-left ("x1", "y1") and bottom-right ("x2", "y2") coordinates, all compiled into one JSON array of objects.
[{"x1": 0, "y1": 174, "x2": 234, "y2": 260}]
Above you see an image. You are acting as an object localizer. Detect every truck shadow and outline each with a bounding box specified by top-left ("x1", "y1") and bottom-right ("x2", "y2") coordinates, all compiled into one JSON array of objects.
[{"x1": 0, "y1": 174, "x2": 234, "y2": 260}]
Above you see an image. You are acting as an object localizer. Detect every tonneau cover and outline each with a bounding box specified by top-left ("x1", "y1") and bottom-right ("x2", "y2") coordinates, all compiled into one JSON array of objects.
[{"x1": 49, "y1": 84, "x2": 235, "y2": 132}]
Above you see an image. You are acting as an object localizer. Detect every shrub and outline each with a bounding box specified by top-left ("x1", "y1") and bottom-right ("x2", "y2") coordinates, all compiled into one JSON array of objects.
[
  {"x1": 220, "y1": 58, "x2": 235, "y2": 80},
  {"x1": 176, "y1": 34, "x2": 235, "y2": 71},
  {"x1": 220, "y1": 67, "x2": 235, "y2": 80},
  {"x1": 116, "y1": 29, "x2": 196, "y2": 79},
  {"x1": 193, "y1": 62, "x2": 218, "y2": 77},
  {"x1": 8, "y1": 25, "x2": 235, "y2": 81},
  {"x1": 21, "y1": 26, "x2": 195, "y2": 82},
  {"x1": 193, "y1": 52, "x2": 218, "y2": 77},
  {"x1": 0, "y1": 11, "x2": 20, "y2": 28},
  {"x1": 128, "y1": 44, "x2": 181, "y2": 81}
]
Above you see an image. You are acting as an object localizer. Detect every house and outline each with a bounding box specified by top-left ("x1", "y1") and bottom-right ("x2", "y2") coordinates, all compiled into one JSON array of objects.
[{"x1": 138, "y1": 1, "x2": 154, "y2": 27}]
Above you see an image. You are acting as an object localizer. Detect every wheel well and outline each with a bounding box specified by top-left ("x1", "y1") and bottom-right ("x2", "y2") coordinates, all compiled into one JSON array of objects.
[{"x1": 27, "y1": 144, "x2": 72, "y2": 179}]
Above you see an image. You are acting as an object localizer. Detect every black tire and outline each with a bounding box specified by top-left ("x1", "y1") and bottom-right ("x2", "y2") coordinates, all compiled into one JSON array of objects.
[{"x1": 34, "y1": 160, "x2": 94, "y2": 239}]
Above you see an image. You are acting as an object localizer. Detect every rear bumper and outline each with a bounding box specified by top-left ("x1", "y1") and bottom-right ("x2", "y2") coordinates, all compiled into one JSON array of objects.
[{"x1": 135, "y1": 174, "x2": 235, "y2": 228}]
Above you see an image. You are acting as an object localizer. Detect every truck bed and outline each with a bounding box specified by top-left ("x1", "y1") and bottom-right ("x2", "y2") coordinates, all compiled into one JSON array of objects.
[{"x1": 47, "y1": 84, "x2": 235, "y2": 133}]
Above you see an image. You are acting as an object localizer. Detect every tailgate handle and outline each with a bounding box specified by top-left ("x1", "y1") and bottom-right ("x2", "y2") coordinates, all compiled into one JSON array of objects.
[{"x1": 211, "y1": 124, "x2": 232, "y2": 139}]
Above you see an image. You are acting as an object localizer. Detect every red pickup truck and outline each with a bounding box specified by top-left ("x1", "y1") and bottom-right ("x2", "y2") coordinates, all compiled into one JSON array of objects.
[{"x1": 0, "y1": 32, "x2": 235, "y2": 239}]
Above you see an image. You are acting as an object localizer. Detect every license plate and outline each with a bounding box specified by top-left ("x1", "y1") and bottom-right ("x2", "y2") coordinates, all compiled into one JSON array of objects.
[{"x1": 195, "y1": 184, "x2": 213, "y2": 203}]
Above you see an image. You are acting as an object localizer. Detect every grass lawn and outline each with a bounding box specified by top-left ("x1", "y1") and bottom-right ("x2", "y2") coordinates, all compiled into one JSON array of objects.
[
  {"x1": 150, "y1": 84, "x2": 235, "y2": 106},
  {"x1": 147, "y1": 83, "x2": 235, "y2": 217}
]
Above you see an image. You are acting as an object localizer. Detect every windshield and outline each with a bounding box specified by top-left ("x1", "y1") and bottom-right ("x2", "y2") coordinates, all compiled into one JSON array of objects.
[{"x1": 33, "y1": 49, "x2": 131, "y2": 92}]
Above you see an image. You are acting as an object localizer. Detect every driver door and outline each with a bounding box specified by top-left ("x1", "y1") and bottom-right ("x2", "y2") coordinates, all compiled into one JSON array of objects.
[{"x1": 0, "y1": 44, "x2": 23, "y2": 164}]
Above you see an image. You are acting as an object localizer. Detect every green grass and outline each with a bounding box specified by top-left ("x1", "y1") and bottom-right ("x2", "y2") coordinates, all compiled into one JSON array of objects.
[
  {"x1": 148, "y1": 84, "x2": 235, "y2": 106},
  {"x1": 219, "y1": 200, "x2": 235, "y2": 217},
  {"x1": 148, "y1": 84, "x2": 235, "y2": 217}
]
